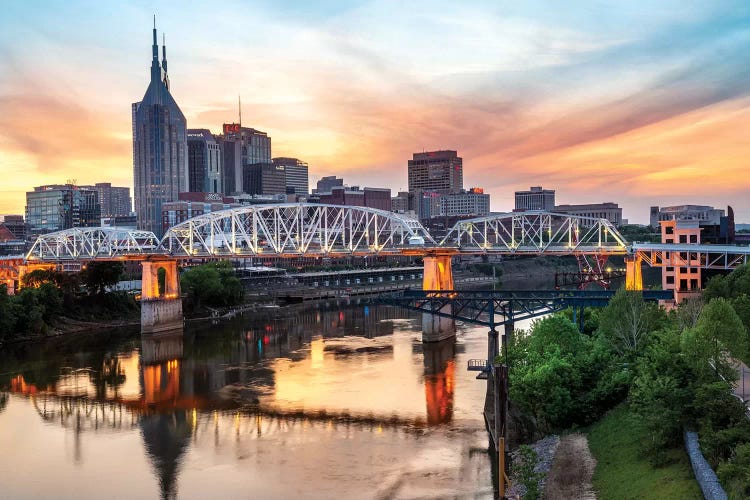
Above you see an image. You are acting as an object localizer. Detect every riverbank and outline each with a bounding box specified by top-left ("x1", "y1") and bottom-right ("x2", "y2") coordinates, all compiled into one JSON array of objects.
[{"x1": 587, "y1": 405, "x2": 700, "y2": 499}]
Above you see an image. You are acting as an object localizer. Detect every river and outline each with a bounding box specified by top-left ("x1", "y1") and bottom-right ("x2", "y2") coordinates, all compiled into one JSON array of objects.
[{"x1": 0, "y1": 300, "x2": 537, "y2": 499}]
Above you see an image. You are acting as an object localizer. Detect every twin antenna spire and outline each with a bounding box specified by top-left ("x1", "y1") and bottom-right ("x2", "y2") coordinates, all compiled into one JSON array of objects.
[
  {"x1": 150, "y1": 16, "x2": 240, "y2": 122},
  {"x1": 151, "y1": 15, "x2": 169, "y2": 90}
]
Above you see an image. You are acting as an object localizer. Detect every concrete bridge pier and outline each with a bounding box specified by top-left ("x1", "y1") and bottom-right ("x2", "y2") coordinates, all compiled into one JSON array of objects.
[
  {"x1": 141, "y1": 260, "x2": 183, "y2": 334},
  {"x1": 421, "y1": 252, "x2": 456, "y2": 342},
  {"x1": 503, "y1": 321, "x2": 514, "y2": 359},
  {"x1": 625, "y1": 254, "x2": 643, "y2": 291},
  {"x1": 422, "y1": 311, "x2": 456, "y2": 342},
  {"x1": 488, "y1": 328, "x2": 499, "y2": 363}
]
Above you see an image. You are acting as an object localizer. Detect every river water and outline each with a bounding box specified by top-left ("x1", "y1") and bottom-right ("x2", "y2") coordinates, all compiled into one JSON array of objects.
[{"x1": 0, "y1": 300, "x2": 533, "y2": 499}]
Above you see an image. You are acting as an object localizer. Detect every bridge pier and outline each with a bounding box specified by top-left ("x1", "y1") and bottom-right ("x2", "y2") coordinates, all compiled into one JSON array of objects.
[
  {"x1": 422, "y1": 254, "x2": 455, "y2": 291},
  {"x1": 488, "y1": 329, "x2": 499, "y2": 364},
  {"x1": 140, "y1": 260, "x2": 183, "y2": 334},
  {"x1": 503, "y1": 321, "x2": 514, "y2": 359},
  {"x1": 625, "y1": 255, "x2": 643, "y2": 291},
  {"x1": 421, "y1": 252, "x2": 456, "y2": 342}
]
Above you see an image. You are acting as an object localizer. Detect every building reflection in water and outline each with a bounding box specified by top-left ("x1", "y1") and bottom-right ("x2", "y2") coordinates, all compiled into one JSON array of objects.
[
  {"x1": 423, "y1": 337, "x2": 456, "y2": 425},
  {"x1": 1, "y1": 303, "x2": 468, "y2": 497},
  {"x1": 139, "y1": 329, "x2": 193, "y2": 500}
]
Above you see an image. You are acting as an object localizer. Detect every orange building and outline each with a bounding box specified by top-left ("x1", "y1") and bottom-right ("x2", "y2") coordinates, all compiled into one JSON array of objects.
[{"x1": 660, "y1": 220, "x2": 702, "y2": 304}]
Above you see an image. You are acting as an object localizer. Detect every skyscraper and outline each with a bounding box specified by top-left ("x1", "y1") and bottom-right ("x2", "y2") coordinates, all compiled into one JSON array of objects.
[
  {"x1": 408, "y1": 150, "x2": 463, "y2": 194},
  {"x1": 80, "y1": 183, "x2": 132, "y2": 217},
  {"x1": 25, "y1": 185, "x2": 100, "y2": 236},
  {"x1": 187, "y1": 129, "x2": 223, "y2": 194},
  {"x1": 220, "y1": 124, "x2": 271, "y2": 194},
  {"x1": 132, "y1": 20, "x2": 187, "y2": 236},
  {"x1": 272, "y1": 157, "x2": 309, "y2": 194},
  {"x1": 243, "y1": 163, "x2": 286, "y2": 195}
]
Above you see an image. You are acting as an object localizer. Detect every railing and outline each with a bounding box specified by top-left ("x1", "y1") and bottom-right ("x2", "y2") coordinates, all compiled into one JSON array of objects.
[{"x1": 467, "y1": 359, "x2": 490, "y2": 371}]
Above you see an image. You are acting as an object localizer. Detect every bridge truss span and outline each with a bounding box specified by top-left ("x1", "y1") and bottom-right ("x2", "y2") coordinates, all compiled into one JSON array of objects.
[
  {"x1": 439, "y1": 211, "x2": 628, "y2": 255},
  {"x1": 160, "y1": 203, "x2": 435, "y2": 257},
  {"x1": 26, "y1": 227, "x2": 159, "y2": 261}
]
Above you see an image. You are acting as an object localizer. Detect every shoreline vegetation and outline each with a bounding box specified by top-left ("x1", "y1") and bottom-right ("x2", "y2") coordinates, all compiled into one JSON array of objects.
[{"x1": 504, "y1": 263, "x2": 750, "y2": 499}]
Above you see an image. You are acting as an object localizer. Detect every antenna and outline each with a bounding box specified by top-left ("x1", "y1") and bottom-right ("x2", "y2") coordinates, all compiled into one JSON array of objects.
[{"x1": 238, "y1": 95, "x2": 242, "y2": 126}]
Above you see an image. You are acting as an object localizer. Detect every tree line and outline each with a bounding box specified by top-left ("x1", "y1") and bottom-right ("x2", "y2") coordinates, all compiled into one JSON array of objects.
[{"x1": 506, "y1": 264, "x2": 750, "y2": 498}]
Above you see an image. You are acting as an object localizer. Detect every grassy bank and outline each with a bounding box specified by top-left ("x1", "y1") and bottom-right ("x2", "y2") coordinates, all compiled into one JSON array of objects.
[{"x1": 587, "y1": 405, "x2": 701, "y2": 499}]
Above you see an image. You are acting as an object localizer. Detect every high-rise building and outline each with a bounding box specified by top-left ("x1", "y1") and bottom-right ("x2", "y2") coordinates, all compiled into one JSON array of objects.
[
  {"x1": 0, "y1": 215, "x2": 26, "y2": 241},
  {"x1": 408, "y1": 150, "x2": 463, "y2": 194},
  {"x1": 218, "y1": 124, "x2": 271, "y2": 195},
  {"x1": 132, "y1": 22, "x2": 187, "y2": 236},
  {"x1": 414, "y1": 190, "x2": 443, "y2": 220},
  {"x1": 317, "y1": 186, "x2": 391, "y2": 210},
  {"x1": 80, "y1": 183, "x2": 131, "y2": 217},
  {"x1": 391, "y1": 191, "x2": 411, "y2": 213},
  {"x1": 25, "y1": 184, "x2": 100, "y2": 236},
  {"x1": 217, "y1": 136, "x2": 242, "y2": 195},
  {"x1": 514, "y1": 186, "x2": 555, "y2": 211},
  {"x1": 272, "y1": 157, "x2": 309, "y2": 195},
  {"x1": 243, "y1": 163, "x2": 287, "y2": 196},
  {"x1": 440, "y1": 188, "x2": 490, "y2": 216},
  {"x1": 314, "y1": 176, "x2": 344, "y2": 194},
  {"x1": 187, "y1": 129, "x2": 223, "y2": 194}
]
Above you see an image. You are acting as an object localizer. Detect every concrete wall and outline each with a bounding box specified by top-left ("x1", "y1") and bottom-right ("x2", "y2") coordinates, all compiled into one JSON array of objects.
[{"x1": 141, "y1": 298, "x2": 183, "y2": 334}]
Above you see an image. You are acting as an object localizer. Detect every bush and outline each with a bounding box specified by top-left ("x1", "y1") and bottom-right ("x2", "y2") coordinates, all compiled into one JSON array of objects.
[
  {"x1": 514, "y1": 444, "x2": 543, "y2": 500},
  {"x1": 718, "y1": 442, "x2": 750, "y2": 499}
]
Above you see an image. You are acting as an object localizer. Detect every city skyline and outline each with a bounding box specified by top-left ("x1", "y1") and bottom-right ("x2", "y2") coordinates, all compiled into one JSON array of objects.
[{"x1": 1, "y1": 1, "x2": 750, "y2": 223}]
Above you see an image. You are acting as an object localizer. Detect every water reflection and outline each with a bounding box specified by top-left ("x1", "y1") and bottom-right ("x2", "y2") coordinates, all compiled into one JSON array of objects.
[
  {"x1": 141, "y1": 411, "x2": 192, "y2": 500},
  {"x1": 0, "y1": 302, "x2": 496, "y2": 499},
  {"x1": 423, "y1": 338, "x2": 456, "y2": 425}
]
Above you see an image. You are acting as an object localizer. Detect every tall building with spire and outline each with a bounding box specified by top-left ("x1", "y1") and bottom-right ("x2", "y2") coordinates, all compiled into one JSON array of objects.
[{"x1": 132, "y1": 19, "x2": 187, "y2": 236}]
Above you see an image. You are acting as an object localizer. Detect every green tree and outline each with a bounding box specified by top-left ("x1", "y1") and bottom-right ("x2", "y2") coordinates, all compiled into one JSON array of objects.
[
  {"x1": 180, "y1": 261, "x2": 243, "y2": 311},
  {"x1": 629, "y1": 327, "x2": 695, "y2": 463},
  {"x1": 681, "y1": 298, "x2": 747, "y2": 381},
  {"x1": 0, "y1": 284, "x2": 17, "y2": 339},
  {"x1": 81, "y1": 262, "x2": 124, "y2": 295},
  {"x1": 704, "y1": 264, "x2": 750, "y2": 301},
  {"x1": 508, "y1": 315, "x2": 623, "y2": 431},
  {"x1": 598, "y1": 288, "x2": 665, "y2": 356}
]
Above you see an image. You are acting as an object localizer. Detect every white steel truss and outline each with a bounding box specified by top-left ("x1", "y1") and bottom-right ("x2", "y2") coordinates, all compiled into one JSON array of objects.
[
  {"x1": 633, "y1": 243, "x2": 750, "y2": 270},
  {"x1": 439, "y1": 211, "x2": 628, "y2": 255},
  {"x1": 26, "y1": 227, "x2": 159, "y2": 261},
  {"x1": 159, "y1": 203, "x2": 435, "y2": 257}
]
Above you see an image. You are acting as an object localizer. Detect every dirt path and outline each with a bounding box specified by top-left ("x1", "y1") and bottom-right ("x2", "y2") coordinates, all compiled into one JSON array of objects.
[{"x1": 544, "y1": 433, "x2": 597, "y2": 500}]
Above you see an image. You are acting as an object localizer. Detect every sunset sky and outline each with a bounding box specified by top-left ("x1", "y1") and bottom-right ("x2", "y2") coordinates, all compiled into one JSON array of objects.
[{"x1": 1, "y1": 0, "x2": 749, "y2": 223}]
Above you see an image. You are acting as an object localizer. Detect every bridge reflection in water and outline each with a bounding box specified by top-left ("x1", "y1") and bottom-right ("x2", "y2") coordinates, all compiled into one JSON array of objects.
[{"x1": 1, "y1": 303, "x2": 472, "y2": 499}]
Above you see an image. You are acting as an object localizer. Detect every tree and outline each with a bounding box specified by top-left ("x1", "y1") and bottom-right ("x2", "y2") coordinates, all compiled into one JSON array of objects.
[
  {"x1": 508, "y1": 315, "x2": 623, "y2": 431},
  {"x1": 676, "y1": 296, "x2": 704, "y2": 330},
  {"x1": 681, "y1": 298, "x2": 747, "y2": 382},
  {"x1": 81, "y1": 262, "x2": 124, "y2": 295},
  {"x1": 598, "y1": 288, "x2": 664, "y2": 356},
  {"x1": 180, "y1": 261, "x2": 243, "y2": 311},
  {"x1": 629, "y1": 327, "x2": 695, "y2": 462}
]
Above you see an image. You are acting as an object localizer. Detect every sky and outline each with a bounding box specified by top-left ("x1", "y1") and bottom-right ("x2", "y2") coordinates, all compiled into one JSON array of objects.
[{"x1": 0, "y1": 0, "x2": 749, "y2": 224}]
